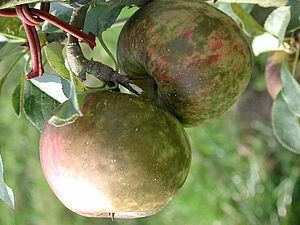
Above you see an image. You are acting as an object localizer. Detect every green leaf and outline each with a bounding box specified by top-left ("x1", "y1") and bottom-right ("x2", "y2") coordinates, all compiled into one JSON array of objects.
[
  {"x1": 216, "y1": 3, "x2": 253, "y2": 23},
  {"x1": 29, "y1": 73, "x2": 69, "y2": 103},
  {"x1": 24, "y1": 78, "x2": 61, "y2": 132},
  {"x1": 23, "y1": 73, "x2": 68, "y2": 131},
  {"x1": 83, "y1": 5, "x2": 124, "y2": 72},
  {"x1": 286, "y1": 0, "x2": 300, "y2": 32},
  {"x1": 45, "y1": 42, "x2": 86, "y2": 92},
  {"x1": 0, "y1": 17, "x2": 22, "y2": 35},
  {"x1": 272, "y1": 92, "x2": 300, "y2": 154},
  {"x1": 61, "y1": 76, "x2": 71, "y2": 98},
  {"x1": 48, "y1": 94, "x2": 86, "y2": 127},
  {"x1": 264, "y1": 6, "x2": 291, "y2": 46},
  {"x1": 45, "y1": 42, "x2": 70, "y2": 81},
  {"x1": 84, "y1": 5, "x2": 124, "y2": 34},
  {"x1": 0, "y1": 154, "x2": 14, "y2": 209},
  {"x1": 42, "y1": 2, "x2": 72, "y2": 33},
  {"x1": 231, "y1": 3, "x2": 265, "y2": 37},
  {"x1": 12, "y1": 71, "x2": 26, "y2": 117},
  {"x1": 280, "y1": 63, "x2": 300, "y2": 117},
  {"x1": 12, "y1": 83, "x2": 22, "y2": 117},
  {"x1": 48, "y1": 69, "x2": 85, "y2": 127},
  {"x1": 0, "y1": 50, "x2": 27, "y2": 97},
  {"x1": 0, "y1": 42, "x2": 25, "y2": 59},
  {"x1": 98, "y1": 35, "x2": 119, "y2": 71}
]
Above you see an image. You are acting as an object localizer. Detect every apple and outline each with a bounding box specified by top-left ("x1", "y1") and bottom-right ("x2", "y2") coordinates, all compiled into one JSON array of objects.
[
  {"x1": 117, "y1": 0, "x2": 252, "y2": 127},
  {"x1": 39, "y1": 91, "x2": 191, "y2": 218}
]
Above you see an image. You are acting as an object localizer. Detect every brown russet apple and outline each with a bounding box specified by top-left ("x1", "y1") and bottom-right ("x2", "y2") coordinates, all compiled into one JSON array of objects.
[
  {"x1": 39, "y1": 91, "x2": 191, "y2": 218},
  {"x1": 117, "y1": 0, "x2": 252, "y2": 127}
]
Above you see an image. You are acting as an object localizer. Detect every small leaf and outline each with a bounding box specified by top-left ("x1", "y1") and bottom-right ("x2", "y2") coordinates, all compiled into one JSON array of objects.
[
  {"x1": 48, "y1": 94, "x2": 86, "y2": 127},
  {"x1": 280, "y1": 63, "x2": 300, "y2": 117},
  {"x1": 84, "y1": 4, "x2": 124, "y2": 34},
  {"x1": 12, "y1": 83, "x2": 22, "y2": 117},
  {"x1": 48, "y1": 68, "x2": 85, "y2": 127},
  {"x1": 29, "y1": 73, "x2": 69, "y2": 103},
  {"x1": 231, "y1": 3, "x2": 265, "y2": 37},
  {"x1": 98, "y1": 35, "x2": 119, "y2": 71},
  {"x1": 24, "y1": 79, "x2": 61, "y2": 132},
  {"x1": 45, "y1": 42, "x2": 85, "y2": 92},
  {"x1": 12, "y1": 72, "x2": 26, "y2": 117},
  {"x1": 0, "y1": 154, "x2": 14, "y2": 209},
  {"x1": 272, "y1": 92, "x2": 300, "y2": 154},
  {"x1": 252, "y1": 33, "x2": 284, "y2": 56},
  {"x1": 45, "y1": 42, "x2": 70, "y2": 81},
  {"x1": 264, "y1": 6, "x2": 291, "y2": 46}
]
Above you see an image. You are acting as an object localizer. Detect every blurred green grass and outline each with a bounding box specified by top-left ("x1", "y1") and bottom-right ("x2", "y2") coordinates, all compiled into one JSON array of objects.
[{"x1": 0, "y1": 6, "x2": 299, "y2": 225}]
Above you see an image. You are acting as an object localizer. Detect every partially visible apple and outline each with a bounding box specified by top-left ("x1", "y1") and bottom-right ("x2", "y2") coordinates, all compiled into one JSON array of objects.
[
  {"x1": 39, "y1": 92, "x2": 191, "y2": 218},
  {"x1": 117, "y1": 0, "x2": 252, "y2": 127}
]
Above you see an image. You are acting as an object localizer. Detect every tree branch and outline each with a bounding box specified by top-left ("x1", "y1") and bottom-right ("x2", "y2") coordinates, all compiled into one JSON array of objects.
[{"x1": 66, "y1": 5, "x2": 138, "y2": 94}]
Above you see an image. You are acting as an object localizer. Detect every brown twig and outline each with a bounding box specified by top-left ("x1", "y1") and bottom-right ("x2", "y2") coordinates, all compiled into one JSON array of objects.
[{"x1": 66, "y1": 6, "x2": 138, "y2": 94}]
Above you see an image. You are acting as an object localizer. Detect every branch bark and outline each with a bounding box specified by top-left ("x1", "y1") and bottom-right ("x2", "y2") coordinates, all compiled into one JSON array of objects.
[{"x1": 66, "y1": 6, "x2": 138, "y2": 94}]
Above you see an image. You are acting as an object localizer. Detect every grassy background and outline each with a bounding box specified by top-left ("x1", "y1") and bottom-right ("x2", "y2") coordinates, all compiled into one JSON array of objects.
[{"x1": 0, "y1": 6, "x2": 299, "y2": 225}]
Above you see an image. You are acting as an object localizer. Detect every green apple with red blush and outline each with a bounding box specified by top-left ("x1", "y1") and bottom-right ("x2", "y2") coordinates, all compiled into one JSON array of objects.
[{"x1": 117, "y1": 0, "x2": 253, "y2": 127}]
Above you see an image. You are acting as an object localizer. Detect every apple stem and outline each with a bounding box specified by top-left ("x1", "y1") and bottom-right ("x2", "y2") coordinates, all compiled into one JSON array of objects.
[{"x1": 67, "y1": 6, "x2": 139, "y2": 95}]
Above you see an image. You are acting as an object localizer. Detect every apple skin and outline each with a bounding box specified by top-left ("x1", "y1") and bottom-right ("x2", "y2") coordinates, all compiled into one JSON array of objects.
[
  {"x1": 117, "y1": 0, "x2": 252, "y2": 127},
  {"x1": 39, "y1": 92, "x2": 191, "y2": 218}
]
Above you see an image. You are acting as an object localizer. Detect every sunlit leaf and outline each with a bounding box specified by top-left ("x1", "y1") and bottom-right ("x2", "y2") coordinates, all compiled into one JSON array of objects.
[
  {"x1": 48, "y1": 68, "x2": 85, "y2": 127},
  {"x1": 0, "y1": 155, "x2": 14, "y2": 209},
  {"x1": 45, "y1": 42, "x2": 86, "y2": 92},
  {"x1": 231, "y1": 3, "x2": 265, "y2": 37},
  {"x1": 45, "y1": 42, "x2": 70, "y2": 81},
  {"x1": 252, "y1": 33, "x2": 284, "y2": 56},
  {"x1": 29, "y1": 73, "x2": 69, "y2": 103},
  {"x1": 280, "y1": 63, "x2": 300, "y2": 117},
  {"x1": 272, "y1": 92, "x2": 300, "y2": 154},
  {"x1": 264, "y1": 7, "x2": 291, "y2": 46}
]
